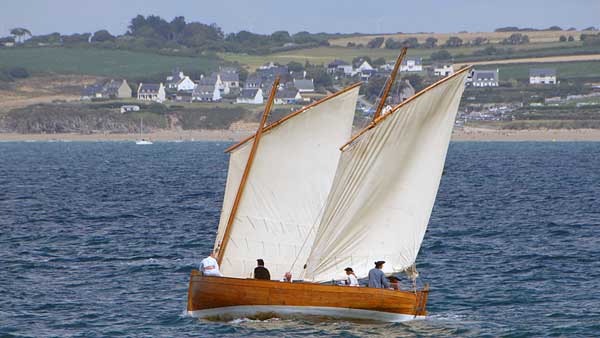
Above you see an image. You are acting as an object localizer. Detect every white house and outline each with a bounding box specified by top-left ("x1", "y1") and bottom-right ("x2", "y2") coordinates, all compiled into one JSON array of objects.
[
  {"x1": 529, "y1": 68, "x2": 557, "y2": 85},
  {"x1": 137, "y1": 83, "x2": 166, "y2": 102},
  {"x1": 236, "y1": 88, "x2": 264, "y2": 104},
  {"x1": 433, "y1": 64, "x2": 454, "y2": 77},
  {"x1": 175, "y1": 76, "x2": 196, "y2": 91},
  {"x1": 400, "y1": 57, "x2": 423, "y2": 72},
  {"x1": 192, "y1": 84, "x2": 221, "y2": 102},
  {"x1": 469, "y1": 69, "x2": 499, "y2": 87},
  {"x1": 356, "y1": 60, "x2": 374, "y2": 72}
]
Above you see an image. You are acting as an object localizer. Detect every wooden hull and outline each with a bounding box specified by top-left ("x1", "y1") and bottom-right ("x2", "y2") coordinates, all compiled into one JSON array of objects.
[{"x1": 187, "y1": 270, "x2": 428, "y2": 322}]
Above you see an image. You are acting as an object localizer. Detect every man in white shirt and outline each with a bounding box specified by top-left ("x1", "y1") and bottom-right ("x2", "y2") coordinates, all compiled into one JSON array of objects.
[
  {"x1": 344, "y1": 267, "x2": 359, "y2": 286},
  {"x1": 199, "y1": 252, "x2": 223, "y2": 277}
]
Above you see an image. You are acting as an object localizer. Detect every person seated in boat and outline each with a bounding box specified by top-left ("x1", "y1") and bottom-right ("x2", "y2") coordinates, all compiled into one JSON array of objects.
[
  {"x1": 344, "y1": 267, "x2": 359, "y2": 287},
  {"x1": 280, "y1": 271, "x2": 292, "y2": 283},
  {"x1": 254, "y1": 258, "x2": 271, "y2": 280},
  {"x1": 387, "y1": 276, "x2": 401, "y2": 290},
  {"x1": 199, "y1": 252, "x2": 222, "y2": 277},
  {"x1": 368, "y1": 260, "x2": 391, "y2": 289}
]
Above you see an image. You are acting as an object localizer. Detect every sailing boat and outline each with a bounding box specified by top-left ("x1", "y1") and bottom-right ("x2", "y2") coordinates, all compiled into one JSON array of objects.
[
  {"x1": 188, "y1": 51, "x2": 471, "y2": 322},
  {"x1": 135, "y1": 117, "x2": 153, "y2": 145}
]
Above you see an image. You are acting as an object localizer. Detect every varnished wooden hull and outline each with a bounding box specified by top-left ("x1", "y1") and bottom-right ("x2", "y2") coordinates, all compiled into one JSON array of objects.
[{"x1": 187, "y1": 270, "x2": 428, "y2": 322}]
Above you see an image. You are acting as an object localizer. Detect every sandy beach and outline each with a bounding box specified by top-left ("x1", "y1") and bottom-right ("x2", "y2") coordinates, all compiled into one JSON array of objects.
[{"x1": 2, "y1": 127, "x2": 600, "y2": 142}]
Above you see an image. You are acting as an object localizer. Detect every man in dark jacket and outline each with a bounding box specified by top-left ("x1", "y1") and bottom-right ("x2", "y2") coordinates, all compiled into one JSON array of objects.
[
  {"x1": 368, "y1": 260, "x2": 391, "y2": 288},
  {"x1": 254, "y1": 258, "x2": 271, "y2": 280}
]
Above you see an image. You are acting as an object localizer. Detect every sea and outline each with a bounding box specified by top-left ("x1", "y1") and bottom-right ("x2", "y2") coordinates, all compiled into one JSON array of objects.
[{"x1": 1, "y1": 141, "x2": 599, "y2": 337}]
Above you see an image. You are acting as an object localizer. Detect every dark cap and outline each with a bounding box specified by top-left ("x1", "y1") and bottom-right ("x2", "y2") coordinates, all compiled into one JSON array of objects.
[
  {"x1": 257, "y1": 258, "x2": 264, "y2": 265},
  {"x1": 344, "y1": 267, "x2": 353, "y2": 272},
  {"x1": 375, "y1": 260, "x2": 386, "y2": 266}
]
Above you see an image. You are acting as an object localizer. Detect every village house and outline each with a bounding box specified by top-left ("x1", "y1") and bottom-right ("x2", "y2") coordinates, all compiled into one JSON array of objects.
[
  {"x1": 274, "y1": 89, "x2": 302, "y2": 105},
  {"x1": 174, "y1": 76, "x2": 196, "y2": 92},
  {"x1": 529, "y1": 68, "x2": 557, "y2": 85},
  {"x1": 166, "y1": 68, "x2": 185, "y2": 90},
  {"x1": 81, "y1": 79, "x2": 132, "y2": 100},
  {"x1": 192, "y1": 84, "x2": 221, "y2": 102},
  {"x1": 218, "y1": 67, "x2": 240, "y2": 89},
  {"x1": 400, "y1": 57, "x2": 423, "y2": 72},
  {"x1": 433, "y1": 64, "x2": 454, "y2": 77},
  {"x1": 104, "y1": 79, "x2": 133, "y2": 98},
  {"x1": 468, "y1": 69, "x2": 499, "y2": 87},
  {"x1": 327, "y1": 59, "x2": 353, "y2": 76},
  {"x1": 356, "y1": 60, "x2": 374, "y2": 73},
  {"x1": 293, "y1": 79, "x2": 315, "y2": 93},
  {"x1": 137, "y1": 83, "x2": 166, "y2": 102},
  {"x1": 236, "y1": 88, "x2": 264, "y2": 104},
  {"x1": 244, "y1": 74, "x2": 262, "y2": 89}
]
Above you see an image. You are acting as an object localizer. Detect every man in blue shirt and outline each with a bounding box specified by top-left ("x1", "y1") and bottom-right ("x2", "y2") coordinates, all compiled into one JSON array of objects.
[{"x1": 368, "y1": 260, "x2": 391, "y2": 288}]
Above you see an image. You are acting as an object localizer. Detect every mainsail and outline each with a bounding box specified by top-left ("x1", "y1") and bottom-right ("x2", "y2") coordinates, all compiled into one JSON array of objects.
[
  {"x1": 303, "y1": 68, "x2": 470, "y2": 282},
  {"x1": 214, "y1": 84, "x2": 360, "y2": 279}
]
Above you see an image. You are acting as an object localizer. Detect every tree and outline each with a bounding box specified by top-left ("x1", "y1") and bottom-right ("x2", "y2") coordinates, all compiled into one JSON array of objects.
[
  {"x1": 346, "y1": 42, "x2": 356, "y2": 48},
  {"x1": 559, "y1": 35, "x2": 567, "y2": 42},
  {"x1": 91, "y1": 30, "x2": 115, "y2": 43},
  {"x1": 170, "y1": 16, "x2": 187, "y2": 40},
  {"x1": 287, "y1": 61, "x2": 304, "y2": 72},
  {"x1": 271, "y1": 30, "x2": 292, "y2": 44},
  {"x1": 547, "y1": 26, "x2": 563, "y2": 31},
  {"x1": 444, "y1": 36, "x2": 463, "y2": 47},
  {"x1": 430, "y1": 50, "x2": 452, "y2": 61},
  {"x1": 402, "y1": 37, "x2": 419, "y2": 48},
  {"x1": 568, "y1": 36, "x2": 575, "y2": 42},
  {"x1": 371, "y1": 57, "x2": 386, "y2": 67},
  {"x1": 501, "y1": 33, "x2": 529, "y2": 45},
  {"x1": 367, "y1": 37, "x2": 384, "y2": 48},
  {"x1": 62, "y1": 33, "x2": 91, "y2": 44},
  {"x1": 10, "y1": 27, "x2": 32, "y2": 43},
  {"x1": 423, "y1": 37, "x2": 438, "y2": 48},
  {"x1": 471, "y1": 37, "x2": 487, "y2": 46},
  {"x1": 384, "y1": 38, "x2": 402, "y2": 49},
  {"x1": 306, "y1": 67, "x2": 332, "y2": 87}
]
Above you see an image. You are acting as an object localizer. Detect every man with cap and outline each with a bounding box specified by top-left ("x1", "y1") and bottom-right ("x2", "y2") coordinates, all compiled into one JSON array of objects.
[
  {"x1": 344, "y1": 267, "x2": 359, "y2": 287},
  {"x1": 253, "y1": 258, "x2": 271, "y2": 280},
  {"x1": 368, "y1": 261, "x2": 391, "y2": 288}
]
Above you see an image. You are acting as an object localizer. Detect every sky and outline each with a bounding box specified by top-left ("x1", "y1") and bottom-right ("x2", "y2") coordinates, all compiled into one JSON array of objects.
[{"x1": 1, "y1": 0, "x2": 599, "y2": 36}]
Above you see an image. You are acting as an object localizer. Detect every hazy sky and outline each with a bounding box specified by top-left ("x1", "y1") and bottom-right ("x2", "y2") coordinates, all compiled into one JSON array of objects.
[{"x1": 1, "y1": 0, "x2": 599, "y2": 36}]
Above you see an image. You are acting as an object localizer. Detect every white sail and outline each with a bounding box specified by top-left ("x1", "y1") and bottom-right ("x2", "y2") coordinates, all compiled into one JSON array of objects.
[
  {"x1": 213, "y1": 86, "x2": 360, "y2": 279},
  {"x1": 303, "y1": 70, "x2": 469, "y2": 282}
]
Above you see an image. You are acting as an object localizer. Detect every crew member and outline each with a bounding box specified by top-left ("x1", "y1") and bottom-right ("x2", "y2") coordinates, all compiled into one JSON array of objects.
[
  {"x1": 199, "y1": 252, "x2": 223, "y2": 277},
  {"x1": 344, "y1": 267, "x2": 359, "y2": 286},
  {"x1": 254, "y1": 258, "x2": 271, "y2": 280},
  {"x1": 367, "y1": 260, "x2": 390, "y2": 288},
  {"x1": 280, "y1": 272, "x2": 292, "y2": 283}
]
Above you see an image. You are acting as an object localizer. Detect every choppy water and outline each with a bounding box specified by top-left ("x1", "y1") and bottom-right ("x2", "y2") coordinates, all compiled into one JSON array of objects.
[{"x1": 1, "y1": 141, "x2": 599, "y2": 337}]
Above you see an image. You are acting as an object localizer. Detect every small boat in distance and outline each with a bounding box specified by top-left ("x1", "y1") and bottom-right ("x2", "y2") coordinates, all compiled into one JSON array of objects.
[
  {"x1": 135, "y1": 118, "x2": 153, "y2": 145},
  {"x1": 188, "y1": 49, "x2": 472, "y2": 322}
]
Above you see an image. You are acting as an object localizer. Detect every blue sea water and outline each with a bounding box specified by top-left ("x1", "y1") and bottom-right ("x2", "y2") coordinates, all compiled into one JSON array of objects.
[{"x1": 0, "y1": 141, "x2": 599, "y2": 337}]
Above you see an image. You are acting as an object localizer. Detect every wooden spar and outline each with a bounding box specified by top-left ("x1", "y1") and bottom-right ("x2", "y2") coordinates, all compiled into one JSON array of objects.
[
  {"x1": 339, "y1": 65, "x2": 473, "y2": 151},
  {"x1": 216, "y1": 76, "x2": 280, "y2": 265},
  {"x1": 225, "y1": 82, "x2": 363, "y2": 153},
  {"x1": 372, "y1": 47, "x2": 407, "y2": 121}
]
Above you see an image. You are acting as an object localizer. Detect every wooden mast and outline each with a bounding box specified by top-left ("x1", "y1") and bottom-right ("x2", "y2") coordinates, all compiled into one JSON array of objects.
[
  {"x1": 372, "y1": 47, "x2": 407, "y2": 121},
  {"x1": 216, "y1": 76, "x2": 280, "y2": 265},
  {"x1": 339, "y1": 65, "x2": 473, "y2": 151}
]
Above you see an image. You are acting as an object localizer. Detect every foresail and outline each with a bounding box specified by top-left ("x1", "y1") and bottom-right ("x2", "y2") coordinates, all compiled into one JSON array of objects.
[
  {"x1": 303, "y1": 70, "x2": 469, "y2": 282},
  {"x1": 213, "y1": 86, "x2": 360, "y2": 279}
]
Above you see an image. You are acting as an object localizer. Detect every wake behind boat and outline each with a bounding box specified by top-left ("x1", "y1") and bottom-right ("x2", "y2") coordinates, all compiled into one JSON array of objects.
[{"x1": 188, "y1": 49, "x2": 471, "y2": 322}]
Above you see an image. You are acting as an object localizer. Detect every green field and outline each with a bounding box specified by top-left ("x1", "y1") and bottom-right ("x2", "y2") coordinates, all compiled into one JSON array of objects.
[
  {"x1": 0, "y1": 47, "x2": 218, "y2": 77},
  {"x1": 477, "y1": 61, "x2": 600, "y2": 80}
]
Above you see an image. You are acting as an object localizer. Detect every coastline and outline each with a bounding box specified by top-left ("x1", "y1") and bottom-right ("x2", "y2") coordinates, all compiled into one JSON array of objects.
[{"x1": 2, "y1": 127, "x2": 600, "y2": 142}]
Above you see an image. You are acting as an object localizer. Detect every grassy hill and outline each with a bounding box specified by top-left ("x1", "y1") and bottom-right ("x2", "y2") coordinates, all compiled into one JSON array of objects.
[{"x1": 0, "y1": 47, "x2": 218, "y2": 77}]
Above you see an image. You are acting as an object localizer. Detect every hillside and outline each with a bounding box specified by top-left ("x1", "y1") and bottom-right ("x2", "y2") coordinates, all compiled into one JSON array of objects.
[{"x1": 0, "y1": 47, "x2": 218, "y2": 77}]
